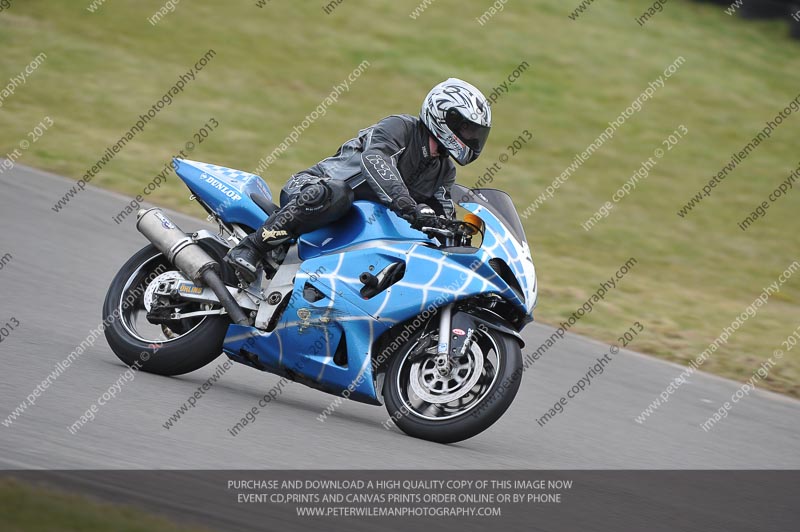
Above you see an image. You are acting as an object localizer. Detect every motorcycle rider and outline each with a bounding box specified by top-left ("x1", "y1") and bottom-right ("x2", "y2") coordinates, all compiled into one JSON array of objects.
[{"x1": 225, "y1": 78, "x2": 492, "y2": 283}]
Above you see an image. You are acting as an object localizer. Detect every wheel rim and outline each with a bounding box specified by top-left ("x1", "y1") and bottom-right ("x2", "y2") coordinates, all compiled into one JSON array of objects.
[
  {"x1": 396, "y1": 328, "x2": 502, "y2": 421},
  {"x1": 117, "y1": 253, "x2": 211, "y2": 344}
]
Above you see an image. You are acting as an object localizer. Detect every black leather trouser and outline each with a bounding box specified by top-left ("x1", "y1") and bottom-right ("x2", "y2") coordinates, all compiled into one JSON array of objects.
[{"x1": 250, "y1": 176, "x2": 354, "y2": 251}]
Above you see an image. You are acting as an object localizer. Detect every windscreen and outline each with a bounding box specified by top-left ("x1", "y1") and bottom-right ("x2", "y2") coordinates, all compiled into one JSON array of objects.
[{"x1": 453, "y1": 184, "x2": 528, "y2": 245}]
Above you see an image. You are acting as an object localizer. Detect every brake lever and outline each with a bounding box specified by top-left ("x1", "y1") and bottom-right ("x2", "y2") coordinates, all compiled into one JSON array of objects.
[{"x1": 421, "y1": 227, "x2": 453, "y2": 237}]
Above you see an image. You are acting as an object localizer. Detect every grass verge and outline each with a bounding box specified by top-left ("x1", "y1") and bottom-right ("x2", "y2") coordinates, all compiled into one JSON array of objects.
[{"x1": 0, "y1": 477, "x2": 209, "y2": 532}]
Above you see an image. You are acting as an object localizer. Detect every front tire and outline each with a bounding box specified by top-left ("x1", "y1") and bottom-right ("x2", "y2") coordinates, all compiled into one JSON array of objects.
[
  {"x1": 383, "y1": 325, "x2": 522, "y2": 444},
  {"x1": 102, "y1": 244, "x2": 229, "y2": 376}
]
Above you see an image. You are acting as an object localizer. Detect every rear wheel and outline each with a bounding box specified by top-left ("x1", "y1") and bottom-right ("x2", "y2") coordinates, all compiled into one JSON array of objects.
[
  {"x1": 102, "y1": 244, "x2": 229, "y2": 376},
  {"x1": 383, "y1": 323, "x2": 522, "y2": 444}
]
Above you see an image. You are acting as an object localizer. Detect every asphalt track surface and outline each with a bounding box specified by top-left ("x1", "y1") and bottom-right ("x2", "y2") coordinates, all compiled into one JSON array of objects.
[{"x1": 1, "y1": 163, "x2": 799, "y2": 472}]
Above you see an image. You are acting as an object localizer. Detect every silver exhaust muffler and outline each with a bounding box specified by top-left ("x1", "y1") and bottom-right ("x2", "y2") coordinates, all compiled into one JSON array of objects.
[
  {"x1": 136, "y1": 208, "x2": 249, "y2": 325},
  {"x1": 136, "y1": 208, "x2": 216, "y2": 282}
]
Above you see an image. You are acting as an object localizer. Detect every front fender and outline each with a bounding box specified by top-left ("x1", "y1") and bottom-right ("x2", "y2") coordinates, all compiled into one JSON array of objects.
[{"x1": 449, "y1": 307, "x2": 525, "y2": 355}]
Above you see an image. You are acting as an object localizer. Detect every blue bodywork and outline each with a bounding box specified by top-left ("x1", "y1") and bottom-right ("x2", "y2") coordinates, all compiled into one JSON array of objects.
[
  {"x1": 175, "y1": 158, "x2": 537, "y2": 405},
  {"x1": 173, "y1": 158, "x2": 273, "y2": 230}
]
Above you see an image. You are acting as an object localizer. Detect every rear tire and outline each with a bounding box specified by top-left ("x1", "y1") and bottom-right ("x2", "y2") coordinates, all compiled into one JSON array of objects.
[
  {"x1": 102, "y1": 244, "x2": 229, "y2": 376},
  {"x1": 383, "y1": 325, "x2": 522, "y2": 444}
]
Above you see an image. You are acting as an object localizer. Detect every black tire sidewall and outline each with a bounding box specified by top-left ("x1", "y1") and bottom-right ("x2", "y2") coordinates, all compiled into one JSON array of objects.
[{"x1": 102, "y1": 244, "x2": 229, "y2": 376}]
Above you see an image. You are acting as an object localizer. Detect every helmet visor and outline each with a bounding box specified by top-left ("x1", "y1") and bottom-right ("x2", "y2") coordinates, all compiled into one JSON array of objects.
[{"x1": 445, "y1": 108, "x2": 491, "y2": 155}]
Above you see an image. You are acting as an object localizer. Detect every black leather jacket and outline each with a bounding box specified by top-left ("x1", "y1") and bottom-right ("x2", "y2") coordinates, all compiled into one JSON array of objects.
[{"x1": 286, "y1": 114, "x2": 457, "y2": 217}]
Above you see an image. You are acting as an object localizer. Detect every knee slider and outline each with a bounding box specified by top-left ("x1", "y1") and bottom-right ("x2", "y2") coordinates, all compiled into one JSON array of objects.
[{"x1": 296, "y1": 182, "x2": 330, "y2": 213}]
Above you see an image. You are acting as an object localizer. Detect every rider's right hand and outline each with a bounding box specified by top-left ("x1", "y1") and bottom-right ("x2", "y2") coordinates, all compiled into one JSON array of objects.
[{"x1": 405, "y1": 203, "x2": 439, "y2": 230}]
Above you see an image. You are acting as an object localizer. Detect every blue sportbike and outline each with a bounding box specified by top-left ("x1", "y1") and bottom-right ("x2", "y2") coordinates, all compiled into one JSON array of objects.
[{"x1": 103, "y1": 159, "x2": 537, "y2": 443}]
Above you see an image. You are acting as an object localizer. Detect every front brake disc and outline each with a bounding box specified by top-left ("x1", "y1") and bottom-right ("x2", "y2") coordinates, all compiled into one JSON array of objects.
[{"x1": 409, "y1": 347, "x2": 484, "y2": 404}]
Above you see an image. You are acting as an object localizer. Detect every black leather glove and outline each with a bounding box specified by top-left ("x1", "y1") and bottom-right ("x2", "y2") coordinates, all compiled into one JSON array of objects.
[{"x1": 406, "y1": 203, "x2": 439, "y2": 230}]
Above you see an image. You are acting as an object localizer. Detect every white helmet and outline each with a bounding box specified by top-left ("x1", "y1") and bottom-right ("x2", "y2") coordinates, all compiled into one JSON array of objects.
[{"x1": 420, "y1": 78, "x2": 492, "y2": 166}]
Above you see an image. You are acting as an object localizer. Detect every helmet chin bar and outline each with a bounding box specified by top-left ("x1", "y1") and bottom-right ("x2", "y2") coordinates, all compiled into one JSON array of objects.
[{"x1": 446, "y1": 136, "x2": 473, "y2": 166}]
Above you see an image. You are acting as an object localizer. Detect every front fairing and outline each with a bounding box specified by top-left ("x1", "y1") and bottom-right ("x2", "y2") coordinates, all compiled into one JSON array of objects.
[{"x1": 454, "y1": 186, "x2": 537, "y2": 319}]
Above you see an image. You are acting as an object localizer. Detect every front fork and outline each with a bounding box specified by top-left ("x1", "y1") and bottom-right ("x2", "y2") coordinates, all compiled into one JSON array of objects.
[{"x1": 435, "y1": 303, "x2": 454, "y2": 376}]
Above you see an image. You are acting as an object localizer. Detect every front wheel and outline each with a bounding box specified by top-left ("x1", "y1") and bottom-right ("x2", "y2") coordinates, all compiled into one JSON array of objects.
[{"x1": 383, "y1": 324, "x2": 522, "y2": 444}]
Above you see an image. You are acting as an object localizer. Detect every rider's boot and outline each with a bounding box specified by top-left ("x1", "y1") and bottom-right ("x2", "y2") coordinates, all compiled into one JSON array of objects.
[{"x1": 224, "y1": 222, "x2": 291, "y2": 283}]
